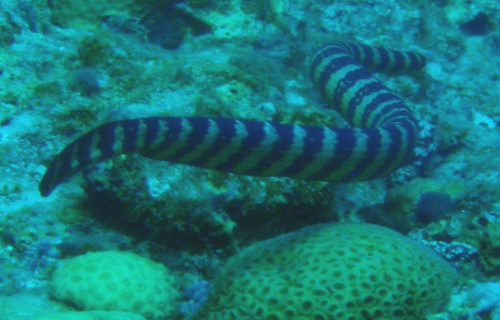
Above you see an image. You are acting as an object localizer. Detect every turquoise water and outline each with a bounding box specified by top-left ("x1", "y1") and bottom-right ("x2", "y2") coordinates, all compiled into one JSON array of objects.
[{"x1": 0, "y1": 0, "x2": 499, "y2": 319}]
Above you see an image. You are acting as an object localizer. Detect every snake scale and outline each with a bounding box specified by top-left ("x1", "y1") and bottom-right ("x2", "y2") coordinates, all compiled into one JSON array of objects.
[{"x1": 39, "y1": 42, "x2": 426, "y2": 197}]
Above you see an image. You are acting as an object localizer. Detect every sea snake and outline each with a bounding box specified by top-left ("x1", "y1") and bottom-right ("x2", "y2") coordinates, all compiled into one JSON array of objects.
[{"x1": 39, "y1": 42, "x2": 426, "y2": 197}]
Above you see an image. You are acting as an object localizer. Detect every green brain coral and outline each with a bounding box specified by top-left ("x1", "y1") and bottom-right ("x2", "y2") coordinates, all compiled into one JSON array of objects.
[
  {"x1": 49, "y1": 251, "x2": 180, "y2": 320},
  {"x1": 192, "y1": 223, "x2": 458, "y2": 320}
]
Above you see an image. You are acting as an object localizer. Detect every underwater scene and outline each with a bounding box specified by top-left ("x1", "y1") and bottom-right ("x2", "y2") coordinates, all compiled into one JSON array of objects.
[{"x1": 0, "y1": 0, "x2": 499, "y2": 319}]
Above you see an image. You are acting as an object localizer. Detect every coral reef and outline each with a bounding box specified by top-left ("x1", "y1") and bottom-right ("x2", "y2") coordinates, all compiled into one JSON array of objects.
[{"x1": 0, "y1": 0, "x2": 498, "y2": 319}]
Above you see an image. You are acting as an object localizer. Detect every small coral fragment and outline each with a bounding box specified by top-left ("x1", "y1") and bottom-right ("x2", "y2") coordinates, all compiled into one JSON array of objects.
[
  {"x1": 32, "y1": 310, "x2": 146, "y2": 320},
  {"x1": 480, "y1": 221, "x2": 500, "y2": 272},
  {"x1": 50, "y1": 251, "x2": 180, "y2": 320}
]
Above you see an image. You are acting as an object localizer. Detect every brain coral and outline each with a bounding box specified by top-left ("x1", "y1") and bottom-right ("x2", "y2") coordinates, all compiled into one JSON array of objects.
[
  {"x1": 50, "y1": 251, "x2": 179, "y2": 320},
  {"x1": 192, "y1": 223, "x2": 458, "y2": 320}
]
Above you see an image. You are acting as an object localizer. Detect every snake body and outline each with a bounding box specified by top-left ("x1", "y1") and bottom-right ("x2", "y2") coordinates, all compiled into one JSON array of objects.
[{"x1": 39, "y1": 42, "x2": 425, "y2": 197}]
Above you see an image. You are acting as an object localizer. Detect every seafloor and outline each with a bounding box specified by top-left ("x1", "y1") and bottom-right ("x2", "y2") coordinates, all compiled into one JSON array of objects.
[{"x1": 0, "y1": 0, "x2": 499, "y2": 319}]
